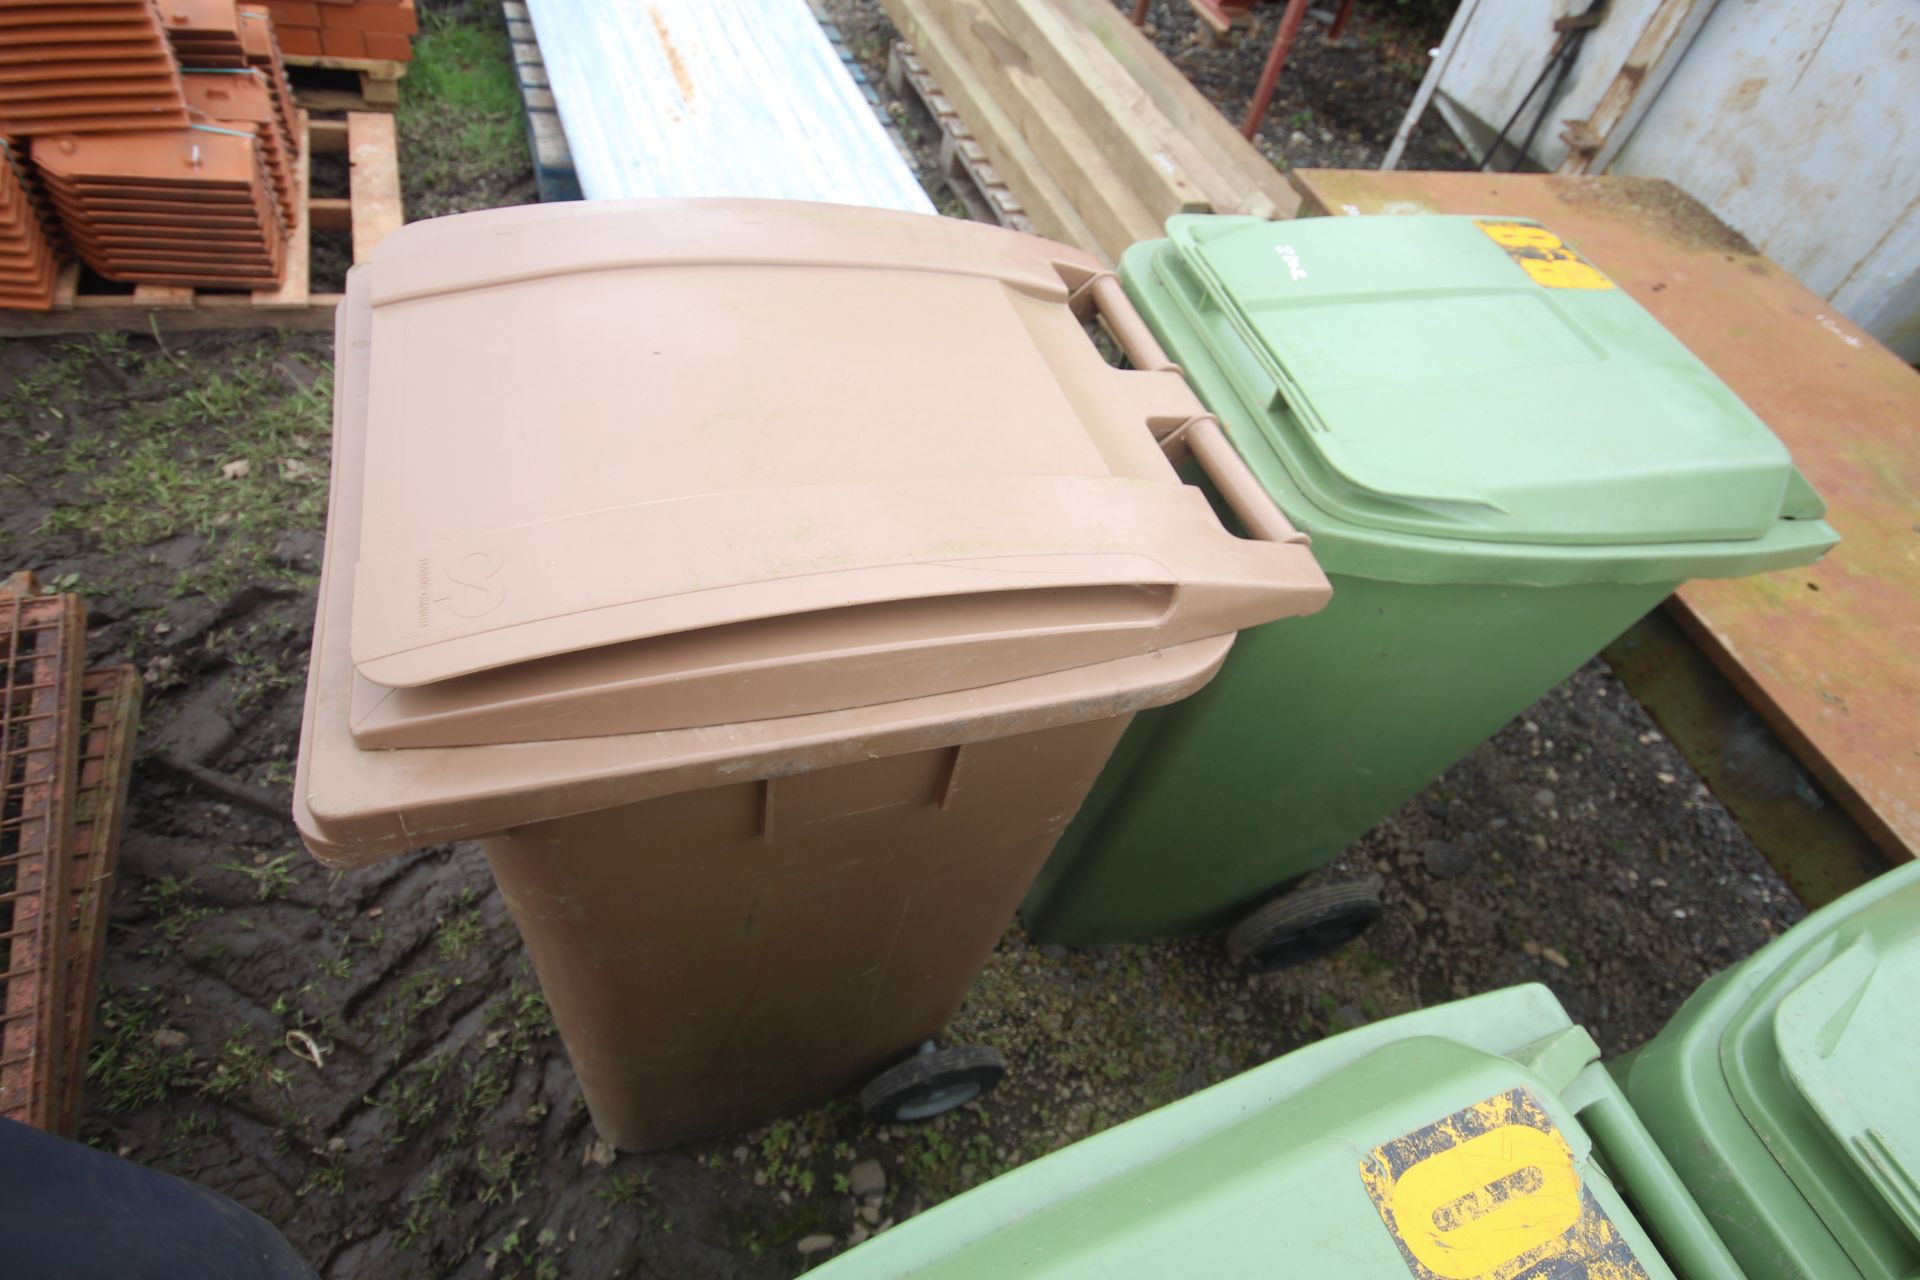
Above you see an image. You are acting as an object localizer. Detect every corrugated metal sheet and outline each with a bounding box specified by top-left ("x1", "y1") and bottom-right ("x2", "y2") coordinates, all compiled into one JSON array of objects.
[
  {"x1": 523, "y1": 0, "x2": 934, "y2": 214},
  {"x1": 1430, "y1": 0, "x2": 1684, "y2": 172},
  {"x1": 1610, "y1": 0, "x2": 1920, "y2": 357},
  {"x1": 1421, "y1": 0, "x2": 1920, "y2": 362}
]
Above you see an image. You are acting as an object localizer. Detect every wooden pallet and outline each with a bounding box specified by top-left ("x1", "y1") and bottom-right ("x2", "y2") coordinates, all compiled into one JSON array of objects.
[
  {"x1": 503, "y1": 0, "x2": 581, "y2": 201},
  {"x1": 0, "y1": 112, "x2": 402, "y2": 337},
  {"x1": 881, "y1": 0, "x2": 1297, "y2": 262},
  {"x1": 284, "y1": 54, "x2": 407, "y2": 110},
  {"x1": 886, "y1": 42, "x2": 1031, "y2": 231}
]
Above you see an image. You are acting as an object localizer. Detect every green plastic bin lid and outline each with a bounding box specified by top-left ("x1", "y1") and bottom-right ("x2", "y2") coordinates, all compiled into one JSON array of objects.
[
  {"x1": 1158, "y1": 213, "x2": 1822, "y2": 550},
  {"x1": 811, "y1": 988, "x2": 1713, "y2": 1280},
  {"x1": 1722, "y1": 868, "x2": 1920, "y2": 1275},
  {"x1": 1776, "y1": 935, "x2": 1920, "y2": 1241}
]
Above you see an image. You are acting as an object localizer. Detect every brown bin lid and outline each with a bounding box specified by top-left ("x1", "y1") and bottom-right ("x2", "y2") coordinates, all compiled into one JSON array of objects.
[{"x1": 297, "y1": 201, "x2": 1330, "y2": 862}]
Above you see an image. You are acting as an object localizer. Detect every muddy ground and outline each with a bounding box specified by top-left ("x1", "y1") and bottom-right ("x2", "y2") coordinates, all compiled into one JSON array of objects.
[{"x1": 0, "y1": 1, "x2": 1806, "y2": 1276}]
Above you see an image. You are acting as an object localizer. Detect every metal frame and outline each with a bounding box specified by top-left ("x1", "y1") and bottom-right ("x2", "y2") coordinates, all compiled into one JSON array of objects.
[{"x1": 0, "y1": 583, "x2": 84, "y2": 1131}]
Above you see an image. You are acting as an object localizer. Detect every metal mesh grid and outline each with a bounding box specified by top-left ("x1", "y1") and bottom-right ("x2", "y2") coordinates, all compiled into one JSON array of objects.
[
  {"x1": 58, "y1": 664, "x2": 140, "y2": 1134},
  {"x1": 0, "y1": 584, "x2": 84, "y2": 1130}
]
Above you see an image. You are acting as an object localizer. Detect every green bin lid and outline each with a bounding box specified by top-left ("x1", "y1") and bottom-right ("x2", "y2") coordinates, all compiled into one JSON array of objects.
[
  {"x1": 1164, "y1": 213, "x2": 1802, "y2": 546},
  {"x1": 1721, "y1": 869, "x2": 1920, "y2": 1277},
  {"x1": 812, "y1": 988, "x2": 1707, "y2": 1280}
]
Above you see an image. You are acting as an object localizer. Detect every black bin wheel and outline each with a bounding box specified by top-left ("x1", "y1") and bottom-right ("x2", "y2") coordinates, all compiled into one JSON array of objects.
[
  {"x1": 861, "y1": 1045, "x2": 1007, "y2": 1125},
  {"x1": 1225, "y1": 877, "x2": 1384, "y2": 974}
]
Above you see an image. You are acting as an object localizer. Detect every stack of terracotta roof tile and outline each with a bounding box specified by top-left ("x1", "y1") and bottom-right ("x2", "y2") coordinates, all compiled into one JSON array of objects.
[
  {"x1": 167, "y1": 0, "x2": 294, "y2": 225},
  {"x1": 32, "y1": 124, "x2": 286, "y2": 287},
  {"x1": 157, "y1": 0, "x2": 249, "y2": 65},
  {"x1": 4, "y1": 0, "x2": 299, "y2": 290},
  {"x1": 0, "y1": 0, "x2": 191, "y2": 136},
  {"x1": 0, "y1": 137, "x2": 59, "y2": 309},
  {"x1": 236, "y1": 4, "x2": 299, "y2": 137},
  {"x1": 182, "y1": 70, "x2": 294, "y2": 218},
  {"x1": 257, "y1": 0, "x2": 413, "y2": 62}
]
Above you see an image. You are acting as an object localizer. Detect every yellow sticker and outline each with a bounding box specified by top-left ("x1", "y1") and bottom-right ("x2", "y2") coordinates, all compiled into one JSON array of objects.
[
  {"x1": 1359, "y1": 1088, "x2": 1652, "y2": 1280},
  {"x1": 1475, "y1": 220, "x2": 1615, "y2": 290}
]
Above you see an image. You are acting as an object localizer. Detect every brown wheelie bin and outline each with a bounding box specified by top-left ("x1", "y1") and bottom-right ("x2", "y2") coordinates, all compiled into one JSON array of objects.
[{"x1": 293, "y1": 199, "x2": 1330, "y2": 1150}]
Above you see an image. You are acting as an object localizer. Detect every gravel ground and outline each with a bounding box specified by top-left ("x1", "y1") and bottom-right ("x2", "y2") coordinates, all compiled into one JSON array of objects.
[{"x1": 0, "y1": 2, "x2": 1810, "y2": 1275}]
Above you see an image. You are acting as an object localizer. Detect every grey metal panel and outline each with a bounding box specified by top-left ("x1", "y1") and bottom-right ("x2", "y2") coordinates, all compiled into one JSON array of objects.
[
  {"x1": 1432, "y1": 0, "x2": 1680, "y2": 170},
  {"x1": 1611, "y1": 0, "x2": 1920, "y2": 360},
  {"x1": 523, "y1": 0, "x2": 934, "y2": 214},
  {"x1": 1422, "y1": 0, "x2": 1920, "y2": 362}
]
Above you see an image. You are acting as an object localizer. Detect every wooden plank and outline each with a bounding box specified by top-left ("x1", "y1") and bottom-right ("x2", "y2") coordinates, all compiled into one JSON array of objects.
[
  {"x1": 358, "y1": 69, "x2": 401, "y2": 108},
  {"x1": 889, "y1": 43, "x2": 1033, "y2": 231},
  {"x1": 1291, "y1": 168, "x2": 1920, "y2": 865},
  {"x1": 982, "y1": 0, "x2": 1223, "y2": 224},
  {"x1": 280, "y1": 54, "x2": 408, "y2": 78},
  {"x1": 346, "y1": 110, "x2": 403, "y2": 262},
  {"x1": 49, "y1": 261, "x2": 78, "y2": 309},
  {"x1": 1053, "y1": 0, "x2": 1297, "y2": 217},
  {"x1": 129, "y1": 285, "x2": 194, "y2": 310},
  {"x1": 1559, "y1": 0, "x2": 1715, "y2": 174},
  {"x1": 882, "y1": 0, "x2": 1104, "y2": 256},
  {"x1": 291, "y1": 87, "x2": 381, "y2": 113},
  {"x1": 0, "y1": 296, "x2": 342, "y2": 337},
  {"x1": 309, "y1": 197, "x2": 351, "y2": 231},
  {"x1": 1020, "y1": 0, "x2": 1261, "y2": 220},
  {"x1": 254, "y1": 109, "x2": 313, "y2": 309},
  {"x1": 925, "y1": 0, "x2": 1161, "y2": 260},
  {"x1": 308, "y1": 118, "x2": 349, "y2": 153}
]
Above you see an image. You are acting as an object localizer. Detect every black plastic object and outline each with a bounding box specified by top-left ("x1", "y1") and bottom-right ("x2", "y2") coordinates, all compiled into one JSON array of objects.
[
  {"x1": 861, "y1": 1044, "x2": 1008, "y2": 1124},
  {"x1": 1225, "y1": 877, "x2": 1384, "y2": 973},
  {"x1": 0, "y1": 1116, "x2": 317, "y2": 1279}
]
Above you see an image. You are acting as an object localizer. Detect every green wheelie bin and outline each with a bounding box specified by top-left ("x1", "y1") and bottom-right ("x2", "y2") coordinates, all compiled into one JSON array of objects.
[
  {"x1": 1622, "y1": 860, "x2": 1920, "y2": 1280},
  {"x1": 812, "y1": 863, "x2": 1919, "y2": 1279},
  {"x1": 1022, "y1": 213, "x2": 1838, "y2": 964},
  {"x1": 811, "y1": 981, "x2": 1745, "y2": 1280}
]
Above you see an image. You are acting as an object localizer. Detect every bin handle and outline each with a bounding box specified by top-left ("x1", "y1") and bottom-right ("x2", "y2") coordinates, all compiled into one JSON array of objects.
[{"x1": 1082, "y1": 274, "x2": 1309, "y2": 547}]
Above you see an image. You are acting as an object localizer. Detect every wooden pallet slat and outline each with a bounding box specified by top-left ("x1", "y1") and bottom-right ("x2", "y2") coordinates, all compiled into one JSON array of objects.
[
  {"x1": 347, "y1": 110, "x2": 402, "y2": 262},
  {"x1": 983, "y1": 0, "x2": 1226, "y2": 221},
  {"x1": 880, "y1": 0, "x2": 1297, "y2": 263},
  {"x1": 933, "y1": 0, "x2": 1163, "y2": 260},
  {"x1": 254, "y1": 109, "x2": 315, "y2": 310},
  {"x1": 884, "y1": 0, "x2": 1104, "y2": 256},
  {"x1": 284, "y1": 55, "x2": 406, "y2": 112},
  {"x1": 1051, "y1": 0, "x2": 1298, "y2": 215},
  {"x1": 888, "y1": 43, "x2": 1030, "y2": 230}
]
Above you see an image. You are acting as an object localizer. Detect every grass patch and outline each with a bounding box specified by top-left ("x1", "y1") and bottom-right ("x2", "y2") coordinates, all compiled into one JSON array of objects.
[
  {"x1": 87, "y1": 988, "x2": 202, "y2": 1114},
  {"x1": 217, "y1": 852, "x2": 300, "y2": 901},
  {"x1": 434, "y1": 886, "x2": 486, "y2": 961},
  {"x1": 399, "y1": 3, "x2": 530, "y2": 202},
  {"x1": 6, "y1": 333, "x2": 331, "y2": 601}
]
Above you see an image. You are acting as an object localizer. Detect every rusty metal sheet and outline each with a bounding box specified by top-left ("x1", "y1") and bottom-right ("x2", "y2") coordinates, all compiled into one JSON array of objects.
[
  {"x1": 0, "y1": 576, "x2": 84, "y2": 1130},
  {"x1": 59, "y1": 664, "x2": 140, "y2": 1136},
  {"x1": 1292, "y1": 170, "x2": 1920, "y2": 866}
]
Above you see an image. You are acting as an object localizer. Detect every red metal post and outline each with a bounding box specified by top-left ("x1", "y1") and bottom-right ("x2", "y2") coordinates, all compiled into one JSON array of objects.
[
  {"x1": 1131, "y1": 0, "x2": 1150, "y2": 26},
  {"x1": 1328, "y1": 0, "x2": 1358, "y2": 40},
  {"x1": 1242, "y1": 0, "x2": 1312, "y2": 139}
]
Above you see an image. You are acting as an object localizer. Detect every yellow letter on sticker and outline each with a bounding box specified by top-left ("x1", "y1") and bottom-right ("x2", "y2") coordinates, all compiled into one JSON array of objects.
[
  {"x1": 1359, "y1": 1088, "x2": 1652, "y2": 1280},
  {"x1": 1385, "y1": 1125, "x2": 1582, "y2": 1278},
  {"x1": 1518, "y1": 256, "x2": 1614, "y2": 290},
  {"x1": 1475, "y1": 221, "x2": 1565, "y2": 253},
  {"x1": 1474, "y1": 220, "x2": 1615, "y2": 290}
]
